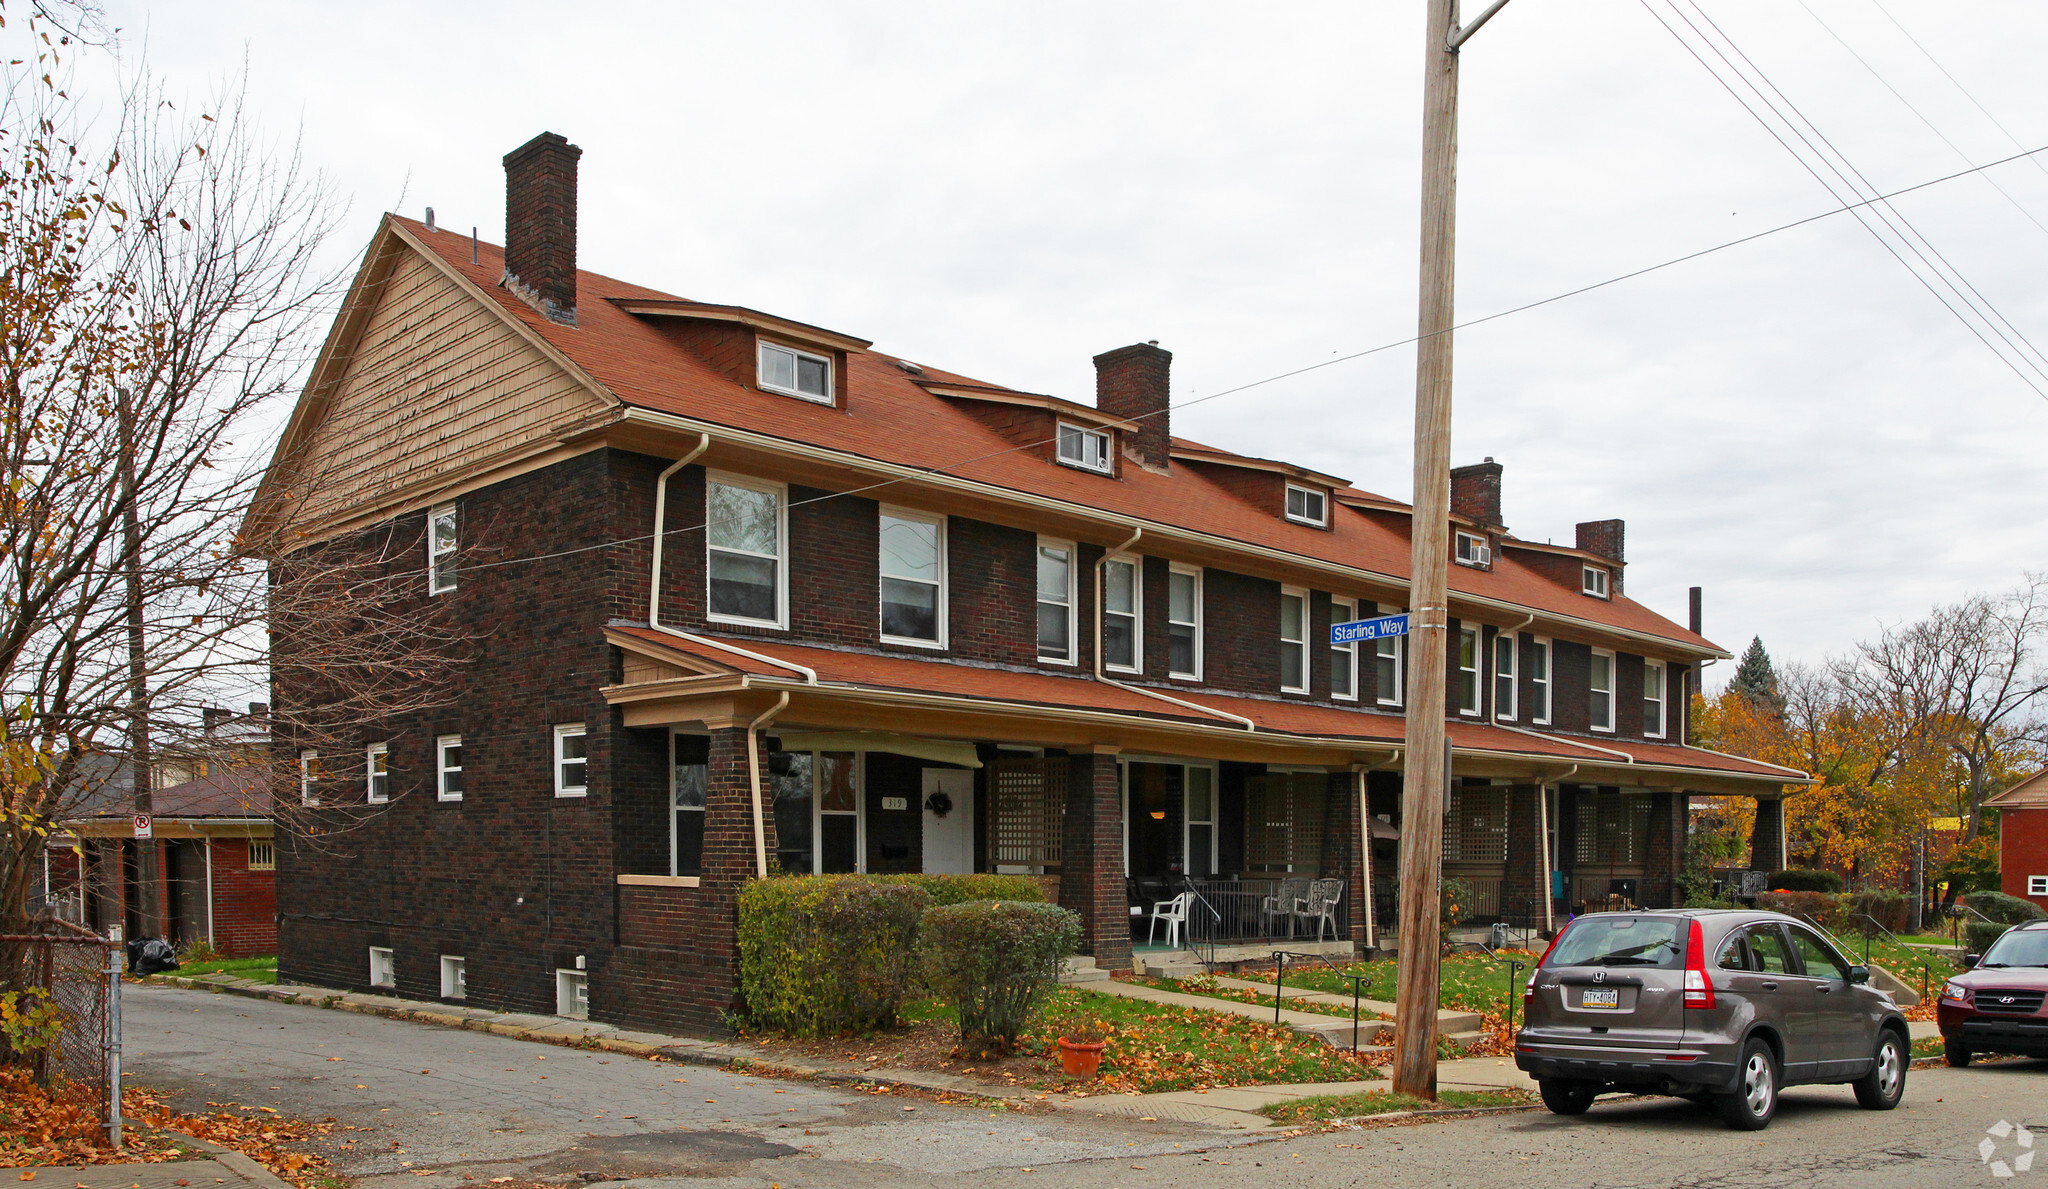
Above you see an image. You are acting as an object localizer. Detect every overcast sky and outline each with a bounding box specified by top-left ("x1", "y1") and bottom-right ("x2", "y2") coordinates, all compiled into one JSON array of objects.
[{"x1": 84, "y1": 0, "x2": 2048, "y2": 677}]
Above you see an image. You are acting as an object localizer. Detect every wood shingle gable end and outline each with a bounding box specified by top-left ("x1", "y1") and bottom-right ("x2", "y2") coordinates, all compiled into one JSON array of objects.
[{"x1": 246, "y1": 216, "x2": 623, "y2": 549}]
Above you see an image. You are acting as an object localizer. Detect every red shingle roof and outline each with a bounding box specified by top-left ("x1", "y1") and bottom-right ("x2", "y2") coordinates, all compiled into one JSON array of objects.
[{"x1": 392, "y1": 217, "x2": 1719, "y2": 656}]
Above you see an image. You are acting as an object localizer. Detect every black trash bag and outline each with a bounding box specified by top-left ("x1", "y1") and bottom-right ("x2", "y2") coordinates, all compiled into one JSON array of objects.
[{"x1": 127, "y1": 937, "x2": 180, "y2": 975}]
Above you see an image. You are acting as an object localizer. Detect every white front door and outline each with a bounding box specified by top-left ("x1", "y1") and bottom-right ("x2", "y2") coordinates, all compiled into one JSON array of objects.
[{"x1": 921, "y1": 769, "x2": 975, "y2": 874}]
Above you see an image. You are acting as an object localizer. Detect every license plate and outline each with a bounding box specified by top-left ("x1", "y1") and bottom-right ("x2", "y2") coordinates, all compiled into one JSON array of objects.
[{"x1": 1580, "y1": 988, "x2": 1620, "y2": 1008}]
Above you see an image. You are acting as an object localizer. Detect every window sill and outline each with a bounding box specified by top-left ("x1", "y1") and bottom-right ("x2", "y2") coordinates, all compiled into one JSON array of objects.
[
  {"x1": 1282, "y1": 515, "x2": 1328, "y2": 529},
  {"x1": 1104, "y1": 665, "x2": 1142, "y2": 677},
  {"x1": 1038, "y1": 656, "x2": 1078, "y2": 667},
  {"x1": 555, "y1": 790, "x2": 587, "y2": 798},
  {"x1": 708, "y1": 614, "x2": 788, "y2": 631},
  {"x1": 1054, "y1": 458, "x2": 1114, "y2": 477},
  {"x1": 881, "y1": 635, "x2": 948, "y2": 651},
  {"x1": 618, "y1": 874, "x2": 702, "y2": 889},
  {"x1": 758, "y1": 382, "x2": 834, "y2": 406}
]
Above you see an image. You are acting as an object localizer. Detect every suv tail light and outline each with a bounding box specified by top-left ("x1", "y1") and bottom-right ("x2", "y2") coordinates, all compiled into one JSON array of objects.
[
  {"x1": 1682, "y1": 917, "x2": 1715, "y2": 1010},
  {"x1": 1527, "y1": 923, "x2": 1569, "y2": 1007}
]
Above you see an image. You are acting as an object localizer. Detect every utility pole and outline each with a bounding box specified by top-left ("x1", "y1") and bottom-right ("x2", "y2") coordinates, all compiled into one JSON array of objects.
[
  {"x1": 1393, "y1": 0, "x2": 1512, "y2": 1101},
  {"x1": 117, "y1": 385, "x2": 159, "y2": 942}
]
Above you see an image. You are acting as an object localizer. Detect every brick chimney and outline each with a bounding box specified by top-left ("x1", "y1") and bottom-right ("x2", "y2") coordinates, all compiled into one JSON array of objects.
[
  {"x1": 1450, "y1": 457, "x2": 1503, "y2": 527},
  {"x1": 1576, "y1": 518, "x2": 1625, "y2": 564},
  {"x1": 1094, "y1": 341, "x2": 1172, "y2": 471},
  {"x1": 502, "y1": 131, "x2": 582, "y2": 325}
]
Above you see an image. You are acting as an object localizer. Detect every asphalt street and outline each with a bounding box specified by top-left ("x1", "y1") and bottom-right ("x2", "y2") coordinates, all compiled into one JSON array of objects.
[{"x1": 124, "y1": 983, "x2": 2046, "y2": 1189}]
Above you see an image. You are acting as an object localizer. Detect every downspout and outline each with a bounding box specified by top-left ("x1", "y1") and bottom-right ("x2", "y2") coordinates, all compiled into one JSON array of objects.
[
  {"x1": 1090, "y1": 524, "x2": 1255, "y2": 731},
  {"x1": 745, "y1": 692, "x2": 790, "y2": 879},
  {"x1": 647, "y1": 435, "x2": 819, "y2": 684},
  {"x1": 203, "y1": 835, "x2": 215, "y2": 947},
  {"x1": 1360, "y1": 748, "x2": 1403, "y2": 949},
  {"x1": 1540, "y1": 763, "x2": 1577, "y2": 934}
]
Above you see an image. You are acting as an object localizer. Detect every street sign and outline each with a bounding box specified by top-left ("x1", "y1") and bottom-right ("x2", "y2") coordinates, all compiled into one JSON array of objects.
[
  {"x1": 1332, "y1": 613, "x2": 1410, "y2": 646},
  {"x1": 132, "y1": 813, "x2": 153, "y2": 839}
]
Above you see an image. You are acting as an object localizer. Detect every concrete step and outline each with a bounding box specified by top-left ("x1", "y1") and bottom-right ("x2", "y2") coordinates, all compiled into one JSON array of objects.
[{"x1": 1059, "y1": 956, "x2": 1111, "y2": 984}]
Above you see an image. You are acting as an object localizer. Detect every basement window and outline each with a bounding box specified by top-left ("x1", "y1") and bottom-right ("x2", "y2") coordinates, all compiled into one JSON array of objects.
[
  {"x1": 368, "y1": 946, "x2": 395, "y2": 989},
  {"x1": 440, "y1": 956, "x2": 466, "y2": 1000},
  {"x1": 556, "y1": 969, "x2": 589, "y2": 1020},
  {"x1": 758, "y1": 341, "x2": 832, "y2": 403},
  {"x1": 1056, "y1": 423, "x2": 1112, "y2": 474},
  {"x1": 1583, "y1": 565, "x2": 1611, "y2": 599},
  {"x1": 1284, "y1": 484, "x2": 1328, "y2": 527}
]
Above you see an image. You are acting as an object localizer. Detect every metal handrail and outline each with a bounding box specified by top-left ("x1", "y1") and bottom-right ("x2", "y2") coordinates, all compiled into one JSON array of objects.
[{"x1": 1182, "y1": 882, "x2": 1223, "y2": 969}]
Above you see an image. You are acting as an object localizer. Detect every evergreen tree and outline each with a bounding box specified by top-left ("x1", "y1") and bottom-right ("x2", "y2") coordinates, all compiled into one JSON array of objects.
[{"x1": 1729, "y1": 637, "x2": 1785, "y2": 715}]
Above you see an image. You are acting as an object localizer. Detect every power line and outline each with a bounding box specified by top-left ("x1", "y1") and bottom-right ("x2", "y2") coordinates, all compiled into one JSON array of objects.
[
  {"x1": 422, "y1": 138, "x2": 2048, "y2": 584},
  {"x1": 1639, "y1": 0, "x2": 2048, "y2": 397},
  {"x1": 1868, "y1": 0, "x2": 2048, "y2": 187}
]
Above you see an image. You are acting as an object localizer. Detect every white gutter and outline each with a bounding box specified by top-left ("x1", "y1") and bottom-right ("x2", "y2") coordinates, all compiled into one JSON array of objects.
[
  {"x1": 745, "y1": 691, "x2": 790, "y2": 878},
  {"x1": 617, "y1": 407, "x2": 1727, "y2": 662},
  {"x1": 1087, "y1": 523, "x2": 1256, "y2": 732},
  {"x1": 646, "y1": 434, "x2": 819, "y2": 684},
  {"x1": 1493, "y1": 722, "x2": 1635, "y2": 763}
]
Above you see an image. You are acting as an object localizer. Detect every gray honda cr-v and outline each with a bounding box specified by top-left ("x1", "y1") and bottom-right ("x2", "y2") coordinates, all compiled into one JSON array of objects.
[{"x1": 1514, "y1": 909, "x2": 1910, "y2": 1129}]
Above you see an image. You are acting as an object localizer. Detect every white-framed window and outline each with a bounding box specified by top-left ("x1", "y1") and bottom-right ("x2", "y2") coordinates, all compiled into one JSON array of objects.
[
  {"x1": 440, "y1": 955, "x2": 466, "y2": 999},
  {"x1": 436, "y1": 734, "x2": 464, "y2": 802},
  {"x1": 365, "y1": 743, "x2": 389, "y2": 804},
  {"x1": 706, "y1": 474, "x2": 786, "y2": 627},
  {"x1": 1643, "y1": 660, "x2": 1667, "y2": 738},
  {"x1": 1055, "y1": 422, "x2": 1112, "y2": 474},
  {"x1": 368, "y1": 946, "x2": 395, "y2": 989},
  {"x1": 1375, "y1": 609, "x2": 1405, "y2": 707},
  {"x1": 1036, "y1": 539, "x2": 1075, "y2": 663},
  {"x1": 1330, "y1": 598, "x2": 1359, "y2": 701},
  {"x1": 554, "y1": 724, "x2": 588, "y2": 797},
  {"x1": 1529, "y1": 636, "x2": 1552, "y2": 724},
  {"x1": 1284, "y1": 484, "x2": 1328, "y2": 527},
  {"x1": 298, "y1": 750, "x2": 319, "y2": 807},
  {"x1": 671, "y1": 732, "x2": 708, "y2": 877},
  {"x1": 246, "y1": 840, "x2": 276, "y2": 871},
  {"x1": 758, "y1": 340, "x2": 833, "y2": 403},
  {"x1": 2030, "y1": 875, "x2": 2048, "y2": 896},
  {"x1": 1456, "y1": 626, "x2": 1481, "y2": 716},
  {"x1": 879, "y1": 508, "x2": 946, "y2": 647},
  {"x1": 427, "y1": 504, "x2": 457, "y2": 595},
  {"x1": 1493, "y1": 632, "x2": 1517, "y2": 721},
  {"x1": 1279, "y1": 587, "x2": 1309, "y2": 693},
  {"x1": 1455, "y1": 531, "x2": 1491, "y2": 567},
  {"x1": 1590, "y1": 647, "x2": 1616, "y2": 732},
  {"x1": 556, "y1": 969, "x2": 589, "y2": 1019},
  {"x1": 1583, "y1": 565, "x2": 1610, "y2": 598},
  {"x1": 1101, "y1": 555, "x2": 1141, "y2": 674},
  {"x1": 1167, "y1": 564, "x2": 1203, "y2": 680}
]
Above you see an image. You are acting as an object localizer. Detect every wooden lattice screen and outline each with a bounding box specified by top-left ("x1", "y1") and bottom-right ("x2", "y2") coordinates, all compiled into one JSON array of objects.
[
  {"x1": 1574, "y1": 791, "x2": 1653, "y2": 864},
  {"x1": 990, "y1": 757, "x2": 1067, "y2": 873},
  {"x1": 1244, "y1": 772, "x2": 1327, "y2": 873},
  {"x1": 1444, "y1": 786, "x2": 1509, "y2": 863}
]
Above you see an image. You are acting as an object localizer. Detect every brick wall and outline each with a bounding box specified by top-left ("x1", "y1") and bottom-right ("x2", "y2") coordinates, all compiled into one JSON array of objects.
[
  {"x1": 1999, "y1": 806, "x2": 2048, "y2": 910},
  {"x1": 208, "y1": 838, "x2": 278, "y2": 958},
  {"x1": 1060, "y1": 751, "x2": 1130, "y2": 972}
]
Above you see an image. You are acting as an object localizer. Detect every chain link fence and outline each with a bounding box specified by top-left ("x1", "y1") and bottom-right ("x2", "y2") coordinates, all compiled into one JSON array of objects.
[{"x1": 2, "y1": 925, "x2": 122, "y2": 1146}]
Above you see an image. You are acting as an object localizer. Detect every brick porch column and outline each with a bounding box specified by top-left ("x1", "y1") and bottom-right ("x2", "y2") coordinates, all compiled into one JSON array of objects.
[
  {"x1": 1061, "y1": 748, "x2": 1130, "y2": 972},
  {"x1": 680, "y1": 723, "x2": 778, "y2": 1030},
  {"x1": 1645, "y1": 791, "x2": 1684, "y2": 908},
  {"x1": 1502, "y1": 785, "x2": 1544, "y2": 929},
  {"x1": 1750, "y1": 796, "x2": 1785, "y2": 872},
  {"x1": 1320, "y1": 768, "x2": 1368, "y2": 947}
]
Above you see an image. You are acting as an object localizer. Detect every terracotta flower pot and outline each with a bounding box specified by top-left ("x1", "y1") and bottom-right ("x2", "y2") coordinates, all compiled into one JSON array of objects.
[{"x1": 1057, "y1": 1036, "x2": 1107, "y2": 1078}]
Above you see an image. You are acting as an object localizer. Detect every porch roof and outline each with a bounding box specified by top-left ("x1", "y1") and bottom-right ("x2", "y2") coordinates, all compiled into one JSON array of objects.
[{"x1": 604, "y1": 624, "x2": 1809, "y2": 793}]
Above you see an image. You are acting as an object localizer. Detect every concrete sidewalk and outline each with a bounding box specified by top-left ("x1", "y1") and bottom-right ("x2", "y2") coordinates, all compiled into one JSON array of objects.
[
  {"x1": 0, "y1": 1131, "x2": 292, "y2": 1189},
  {"x1": 1089, "y1": 974, "x2": 1482, "y2": 1050}
]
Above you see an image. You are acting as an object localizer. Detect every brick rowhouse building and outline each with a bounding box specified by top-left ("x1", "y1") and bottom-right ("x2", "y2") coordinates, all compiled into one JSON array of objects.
[
  {"x1": 1986, "y1": 771, "x2": 2048, "y2": 911},
  {"x1": 247, "y1": 132, "x2": 1808, "y2": 1034}
]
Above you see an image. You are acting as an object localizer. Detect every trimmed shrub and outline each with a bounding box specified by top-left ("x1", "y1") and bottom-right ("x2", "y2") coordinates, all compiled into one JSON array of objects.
[
  {"x1": 1966, "y1": 891, "x2": 2048, "y2": 926},
  {"x1": 1768, "y1": 869, "x2": 1843, "y2": 893},
  {"x1": 1846, "y1": 890, "x2": 1912, "y2": 935},
  {"x1": 737, "y1": 875, "x2": 929, "y2": 1036},
  {"x1": 1756, "y1": 890, "x2": 1843, "y2": 928},
  {"x1": 921, "y1": 899, "x2": 1081, "y2": 1058},
  {"x1": 1966, "y1": 921, "x2": 2010, "y2": 957},
  {"x1": 868, "y1": 873, "x2": 1049, "y2": 907}
]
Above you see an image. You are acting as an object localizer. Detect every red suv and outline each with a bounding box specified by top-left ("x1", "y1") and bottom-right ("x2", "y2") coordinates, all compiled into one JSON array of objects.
[{"x1": 1939, "y1": 919, "x2": 2048, "y2": 1066}]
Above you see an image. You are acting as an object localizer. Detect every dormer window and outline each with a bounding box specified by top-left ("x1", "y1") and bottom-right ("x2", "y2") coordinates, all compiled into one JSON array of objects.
[
  {"x1": 758, "y1": 340, "x2": 833, "y2": 404},
  {"x1": 1582, "y1": 565, "x2": 1611, "y2": 599},
  {"x1": 1284, "y1": 484, "x2": 1328, "y2": 527},
  {"x1": 1455, "y1": 531, "x2": 1490, "y2": 567},
  {"x1": 1056, "y1": 422, "x2": 1112, "y2": 474}
]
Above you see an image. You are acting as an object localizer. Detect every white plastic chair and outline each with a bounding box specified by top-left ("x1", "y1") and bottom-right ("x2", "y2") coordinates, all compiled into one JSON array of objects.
[
  {"x1": 1148, "y1": 892, "x2": 1190, "y2": 948},
  {"x1": 1261, "y1": 877, "x2": 1308, "y2": 938},
  {"x1": 1293, "y1": 878, "x2": 1345, "y2": 943}
]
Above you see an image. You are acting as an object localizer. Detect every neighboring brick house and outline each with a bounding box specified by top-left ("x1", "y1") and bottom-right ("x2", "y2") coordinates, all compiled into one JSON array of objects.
[
  {"x1": 247, "y1": 131, "x2": 1807, "y2": 1035},
  {"x1": 1986, "y1": 771, "x2": 2048, "y2": 911},
  {"x1": 45, "y1": 768, "x2": 277, "y2": 957}
]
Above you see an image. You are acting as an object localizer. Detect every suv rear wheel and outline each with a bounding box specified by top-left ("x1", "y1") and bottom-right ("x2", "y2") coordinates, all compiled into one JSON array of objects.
[
  {"x1": 1852, "y1": 1031, "x2": 1906, "y2": 1110},
  {"x1": 1539, "y1": 1078, "x2": 1597, "y2": 1116},
  {"x1": 1718, "y1": 1038, "x2": 1779, "y2": 1131}
]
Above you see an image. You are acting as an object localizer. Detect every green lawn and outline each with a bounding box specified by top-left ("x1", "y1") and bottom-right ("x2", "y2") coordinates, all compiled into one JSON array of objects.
[
  {"x1": 1131, "y1": 974, "x2": 1387, "y2": 1020},
  {"x1": 1029, "y1": 987, "x2": 1384, "y2": 1094},
  {"x1": 1242, "y1": 949, "x2": 1539, "y2": 1019},
  {"x1": 1260, "y1": 1086, "x2": 1533, "y2": 1124},
  {"x1": 159, "y1": 956, "x2": 277, "y2": 984}
]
